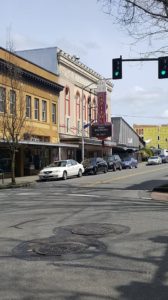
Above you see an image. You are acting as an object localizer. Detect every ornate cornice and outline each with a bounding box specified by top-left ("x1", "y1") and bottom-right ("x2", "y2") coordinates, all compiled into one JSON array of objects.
[{"x1": 57, "y1": 48, "x2": 113, "y2": 90}]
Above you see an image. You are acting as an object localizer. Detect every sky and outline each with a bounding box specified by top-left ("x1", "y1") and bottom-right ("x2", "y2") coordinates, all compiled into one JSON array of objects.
[{"x1": 1, "y1": 0, "x2": 168, "y2": 127}]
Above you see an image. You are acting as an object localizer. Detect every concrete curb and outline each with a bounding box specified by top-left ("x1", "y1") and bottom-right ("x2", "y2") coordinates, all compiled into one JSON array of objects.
[{"x1": 0, "y1": 181, "x2": 36, "y2": 189}]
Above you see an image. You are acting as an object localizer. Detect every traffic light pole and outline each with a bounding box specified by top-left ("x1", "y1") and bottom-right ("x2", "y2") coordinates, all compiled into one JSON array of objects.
[
  {"x1": 113, "y1": 56, "x2": 168, "y2": 79},
  {"x1": 122, "y1": 57, "x2": 158, "y2": 62}
]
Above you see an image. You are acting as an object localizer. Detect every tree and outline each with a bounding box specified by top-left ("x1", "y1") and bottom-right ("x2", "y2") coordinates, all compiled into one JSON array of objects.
[
  {"x1": 98, "y1": 0, "x2": 168, "y2": 54},
  {"x1": 0, "y1": 47, "x2": 32, "y2": 184}
]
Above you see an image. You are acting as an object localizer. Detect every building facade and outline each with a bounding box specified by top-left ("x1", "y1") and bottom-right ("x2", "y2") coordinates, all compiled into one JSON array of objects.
[
  {"x1": 133, "y1": 124, "x2": 168, "y2": 149},
  {"x1": 16, "y1": 47, "x2": 114, "y2": 161},
  {"x1": 0, "y1": 47, "x2": 79, "y2": 176}
]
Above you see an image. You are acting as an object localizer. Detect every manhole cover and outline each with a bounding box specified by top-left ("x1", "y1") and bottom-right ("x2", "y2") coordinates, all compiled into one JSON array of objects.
[
  {"x1": 12, "y1": 237, "x2": 106, "y2": 261},
  {"x1": 55, "y1": 223, "x2": 129, "y2": 236},
  {"x1": 33, "y1": 241, "x2": 88, "y2": 256}
]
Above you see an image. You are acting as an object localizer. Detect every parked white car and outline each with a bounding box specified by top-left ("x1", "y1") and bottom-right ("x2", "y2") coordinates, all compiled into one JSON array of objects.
[
  {"x1": 147, "y1": 156, "x2": 162, "y2": 165},
  {"x1": 39, "y1": 159, "x2": 84, "y2": 181}
]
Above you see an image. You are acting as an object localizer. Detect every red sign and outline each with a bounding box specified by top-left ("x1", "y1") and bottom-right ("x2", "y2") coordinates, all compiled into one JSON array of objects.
[{"x1": 97, "y1": 92, "x2": 106, "y2": 124}]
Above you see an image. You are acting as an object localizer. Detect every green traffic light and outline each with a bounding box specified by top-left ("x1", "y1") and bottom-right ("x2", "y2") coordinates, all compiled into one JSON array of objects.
[
  {"x1": 161, "y1": 70, "x2": 166, "y2": 75},
  {"x1": 115, "y1": 71, "x2": 119, "y2": 77}
]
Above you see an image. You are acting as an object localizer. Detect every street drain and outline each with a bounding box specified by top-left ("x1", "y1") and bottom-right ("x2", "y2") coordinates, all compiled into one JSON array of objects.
[
  {"x1": 12, "y1": 237, "x2": 106, "y2": 261},
  {"x1": 55, "y1": 223, "x2": 129, "y2": 236}
]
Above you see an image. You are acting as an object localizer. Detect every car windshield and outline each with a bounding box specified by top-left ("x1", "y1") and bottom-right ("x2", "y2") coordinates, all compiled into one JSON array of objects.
[
  {"x1": 82, "y1": 158, "x2": 96, "y2": 165},
  {"x1": 149, "y1": 156, "x2": 158, "y2": 159},
  {"x1": 47, "y1": 161, "x2": 67, "y2": 168},
  {"x1": 104, "y1": 156, "x2": 114, "y2": 162}
]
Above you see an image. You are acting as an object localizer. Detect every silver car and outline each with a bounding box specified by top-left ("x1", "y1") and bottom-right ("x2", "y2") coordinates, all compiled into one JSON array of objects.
[{"x1": 147, "y1": 156, "x2": 162, "y2": 165}]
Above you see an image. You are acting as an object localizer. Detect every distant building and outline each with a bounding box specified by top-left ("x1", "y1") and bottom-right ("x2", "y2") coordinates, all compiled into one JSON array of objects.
[
  {"x1": 112, "y1": 117, "x2": 145, "y2": 156},
  {"x1": 133, "y1": 124, "x2": 168, "y2": 149}
]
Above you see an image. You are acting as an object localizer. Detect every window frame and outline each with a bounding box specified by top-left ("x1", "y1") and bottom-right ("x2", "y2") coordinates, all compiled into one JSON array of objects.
[
  {"x1": 10, "y1": 90, "x2": 16, "y2": 115},
  {"x1": 0, "y1": 87, "x2": 6, "y2": 113},
  {"x1": 42, "y1": 99, "x2": 47, "y2": 122},
  {"x1": 34, "y1": 98, "x2": 39, "y2": 120},
  {"x1": 52, "y1": 103, "x2": 56, "y2": 124},
  {"x1": 26, "y1": 95, "x2": 31, "y2": 118}
]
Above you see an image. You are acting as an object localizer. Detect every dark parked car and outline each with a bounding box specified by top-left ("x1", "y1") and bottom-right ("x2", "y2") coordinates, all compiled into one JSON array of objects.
[
  {"x1": 159, "y1": 154, "x2": 168, "y2": 163},
  {"x1": 121, "y1": 157, "x2": 138, "y2": 169},
  {"x1": 82, "y1": 157, "x2": 108, "y2": 175},
  {"x1": 104, "y1": 155, "x2": 122, "y2": 171}
]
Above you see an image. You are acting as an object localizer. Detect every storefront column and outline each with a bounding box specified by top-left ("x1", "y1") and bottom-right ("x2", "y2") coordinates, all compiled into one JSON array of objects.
[
  {"x1": 20, "y1": 147, "x2": 24, "y2": 176},
  {"x1": 59, "y1": 147, "x2": 62, "y2": 160}
]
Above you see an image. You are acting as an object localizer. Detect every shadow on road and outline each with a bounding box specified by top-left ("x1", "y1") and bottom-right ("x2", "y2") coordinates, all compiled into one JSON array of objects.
[{"x1": 116, "y1": 235, "x2": 168, "y2": 300}]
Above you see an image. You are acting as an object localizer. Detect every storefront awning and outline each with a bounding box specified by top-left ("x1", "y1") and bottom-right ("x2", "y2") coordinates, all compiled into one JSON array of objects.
[{"x1": 19, "y1": 140, "x2": 79, "y2": 148}]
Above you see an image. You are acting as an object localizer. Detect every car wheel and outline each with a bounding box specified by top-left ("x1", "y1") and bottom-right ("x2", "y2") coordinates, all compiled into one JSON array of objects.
[
  {"x1": 113, "y1": 165, "x2": 116, "y2": 172},
  {"x1": 104, "y1": 167, "x2": 108, "y2": 173},
  {"x1": 135, "y1": 164, "x2": 138, "y2": 168},
  {"x1": 93, "y1": 167, "x2": 97, "y2": 175},
  {"x1": 78, "y1": 169, "x2": 82, "y2": 177},
  {"x1": 63, "y1": 171, "x2": 67, "y2": 180}
]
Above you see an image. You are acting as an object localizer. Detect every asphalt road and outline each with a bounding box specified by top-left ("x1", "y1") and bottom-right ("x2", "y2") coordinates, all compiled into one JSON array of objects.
[{"x1": 0, "y1": 163, "x2": 168, "y2": 299}]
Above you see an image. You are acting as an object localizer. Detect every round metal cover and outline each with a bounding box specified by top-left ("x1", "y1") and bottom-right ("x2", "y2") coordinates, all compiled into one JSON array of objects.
[
  {"x1": 58, "y1": 223, "x2": 129, "y2": 236},
  {"x1": 33, "y1": 241, "x2": 88, "y2": 256},
  {"x1": 12, "y1": 237, "x2": 106, "y2": 261}
]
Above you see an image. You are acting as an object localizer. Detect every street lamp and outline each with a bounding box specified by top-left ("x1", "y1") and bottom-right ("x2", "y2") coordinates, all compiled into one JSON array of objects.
[{"x1": 81, "y1": 82, "x2": 97, "y2": 162}]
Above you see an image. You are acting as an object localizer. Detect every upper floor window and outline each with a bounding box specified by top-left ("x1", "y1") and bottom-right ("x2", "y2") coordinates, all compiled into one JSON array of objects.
[
  {"x1": 65, "y1": 87, "x2": 70, "y2": 116},
  {"x1": 26, "y1": 95, "x2": 31, "y2": 118},
  {"x1": 34, "y1": 98, "x2": 39, "y2": 120},
  {"x1": 87, "y1": 96, "x2": 91, "y2": 122},
  {"x1": 66, "y1": 117, "x2": 70, "y2": 133},
  {"x1": 42, "y1": 100, "x2": 47, "y2": 122},
  {"x1": 83, "y1": 95, "x2": 86, "y2": 121},
  {"x1": 76, "y1": 92, "x2": 80, "y2": 119},
  {"x1": 77, "y1": 120, "x2": 80, "y2": 135},
  {"x1": 92, "y1": 98, "x2": 97, "y2": 122},
  {"x1": 52, "y1": 103, "x2": 56, "y2": 124},
  {"x1": 10, "y1": 90, "x2": 16, "y2": 114},
  {"x1": 0, "y1": 87, "x2": 6, "y2": 113}
]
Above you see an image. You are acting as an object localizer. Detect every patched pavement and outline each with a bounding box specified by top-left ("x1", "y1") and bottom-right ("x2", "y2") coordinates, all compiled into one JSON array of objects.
[{"x1": 151, "y1": 191, "x2": 168, "y2": 201}]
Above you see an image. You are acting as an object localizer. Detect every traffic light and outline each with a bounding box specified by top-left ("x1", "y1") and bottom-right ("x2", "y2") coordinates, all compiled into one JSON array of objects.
[
  {"x1": 158, "y1": 56, "x2": 168, "y2": 79},
  {"x1": 112, "y1": 58, "x2": 122, "y2": 79}
]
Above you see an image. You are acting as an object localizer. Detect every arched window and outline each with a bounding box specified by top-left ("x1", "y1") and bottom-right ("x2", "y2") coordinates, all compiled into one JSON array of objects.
[
  {"x1": 87, "y1": 96, "x2": 91, "y2": 123},
  {"x1": 76, "y1": 92, "x2": 80, "y2": 135},
  {"x1": 76, "y1": 92, "x2": 80, "y2": 119},
  {"x1": 92, "y1": 98, "x2": 97, "y2": 122},
  {"x1": 83, "y1": 95, "x2": 86, "y2": 121},
  {"x1": 65, "y1": 86, "x2": 70, "y2": 116}
]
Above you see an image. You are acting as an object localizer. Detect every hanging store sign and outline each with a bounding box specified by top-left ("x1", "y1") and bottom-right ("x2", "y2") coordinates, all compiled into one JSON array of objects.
[{"x1": 91, "y1": 122, "x2": 112, "y2": 139}]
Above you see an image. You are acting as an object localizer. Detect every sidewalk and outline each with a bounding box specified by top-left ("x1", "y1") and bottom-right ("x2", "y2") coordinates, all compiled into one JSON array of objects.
[{"x1": 0, "y1": 175, "x2": 38, "y2": 188}]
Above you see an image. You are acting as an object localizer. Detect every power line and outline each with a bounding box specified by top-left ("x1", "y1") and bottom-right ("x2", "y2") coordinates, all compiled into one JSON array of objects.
[{"x1": 112, "y1": 114, "x2": 168, "y2": 120}]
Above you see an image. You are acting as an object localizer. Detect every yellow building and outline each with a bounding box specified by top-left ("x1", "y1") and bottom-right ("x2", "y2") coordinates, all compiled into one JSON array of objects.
[
  {"x1": 0, "y1": 47, "x2": 65, "y2": 176},
  {"x1": 133, "y1": 124, "x2": 168, "y2": 149}
]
